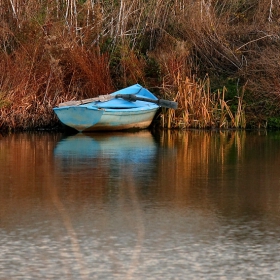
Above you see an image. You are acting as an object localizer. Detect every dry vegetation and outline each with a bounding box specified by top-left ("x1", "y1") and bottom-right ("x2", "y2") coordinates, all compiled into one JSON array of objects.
[{"x1": 0, "y1": 0, "x2": 280, "y2": 130}]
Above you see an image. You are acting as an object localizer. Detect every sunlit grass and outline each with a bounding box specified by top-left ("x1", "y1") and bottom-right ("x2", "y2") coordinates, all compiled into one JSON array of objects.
[{"x1": 160, "y1": 73, "x2": 246, "y2": 129}]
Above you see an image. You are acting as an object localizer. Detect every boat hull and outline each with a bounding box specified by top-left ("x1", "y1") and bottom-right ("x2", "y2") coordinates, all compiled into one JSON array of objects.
[{"x1": 84, "y1": 108, "x2": 158, "y2": 131}]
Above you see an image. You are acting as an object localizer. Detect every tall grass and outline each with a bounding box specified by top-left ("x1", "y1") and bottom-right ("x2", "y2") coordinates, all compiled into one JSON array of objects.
[
  {"x1": 0, "y1": 0, "x2": 279, "y2": 130},
  {"x1": 160, "y1": 72, "x2": 246, "y2": 129}
]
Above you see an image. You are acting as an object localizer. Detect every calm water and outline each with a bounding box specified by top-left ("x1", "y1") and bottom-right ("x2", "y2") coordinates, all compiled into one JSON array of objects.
[{"x1": 1, "y1": 130, "x2": 280, "y2": 279}]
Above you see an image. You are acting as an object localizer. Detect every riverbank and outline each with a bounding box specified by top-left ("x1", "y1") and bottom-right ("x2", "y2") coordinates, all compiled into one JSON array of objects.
[{"x1": 1, "y1": 1, "x2": 280, "y2": 131}]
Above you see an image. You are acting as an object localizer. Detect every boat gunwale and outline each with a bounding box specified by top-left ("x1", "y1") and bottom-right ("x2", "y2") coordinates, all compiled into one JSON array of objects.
[{"x1": 54, "y1": 104, "x2": 159, "y2": 113}]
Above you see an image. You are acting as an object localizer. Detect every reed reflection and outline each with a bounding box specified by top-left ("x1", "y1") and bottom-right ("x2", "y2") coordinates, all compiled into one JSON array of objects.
[
  {"x1": 1, "y1": 130, "x2": 280, "y2": 223},
  {"x1": 155, "y1": 130, "x2": 280, "y2": 220}
]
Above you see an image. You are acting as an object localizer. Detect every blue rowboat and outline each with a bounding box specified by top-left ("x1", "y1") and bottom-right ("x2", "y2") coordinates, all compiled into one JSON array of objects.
[{"x1": 53, "y1": 84, "x2": 177, "y2": 132}]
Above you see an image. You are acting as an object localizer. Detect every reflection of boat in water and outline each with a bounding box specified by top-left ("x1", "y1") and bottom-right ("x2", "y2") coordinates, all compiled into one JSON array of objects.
[{"x1": 54, "y1": 131, "x2": 157, "y2": 161}]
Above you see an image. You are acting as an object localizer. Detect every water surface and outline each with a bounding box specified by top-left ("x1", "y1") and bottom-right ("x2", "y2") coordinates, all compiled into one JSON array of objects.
[{"x1": 0, "y1": 130, "x2": 280, "y2": 279}]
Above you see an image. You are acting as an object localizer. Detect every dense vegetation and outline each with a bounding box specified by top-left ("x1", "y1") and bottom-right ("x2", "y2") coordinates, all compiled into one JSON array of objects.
[{"x1": 1, "y1": 0, "x2": 280, "y2": 131}]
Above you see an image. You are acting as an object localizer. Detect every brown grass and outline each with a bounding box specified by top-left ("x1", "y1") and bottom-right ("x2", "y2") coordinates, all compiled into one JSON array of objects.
[
  {"x1": 1, "y1": 0, "x2": 280, "y2": 130},
  {"x1": 159, "y1": 73, "x2": 246, "y2": 129},
  {"x1": 0, "y1": 15, "x2": 113, "y2": 130}
]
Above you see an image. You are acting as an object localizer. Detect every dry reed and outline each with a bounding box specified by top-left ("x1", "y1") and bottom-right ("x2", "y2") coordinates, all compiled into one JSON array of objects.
[
  {"x1": 1, "y1": 0, "x2": 280, "y2": 130},
  {"x1": 160, "y1": 73, "x2": 246, "y2": 129}
]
